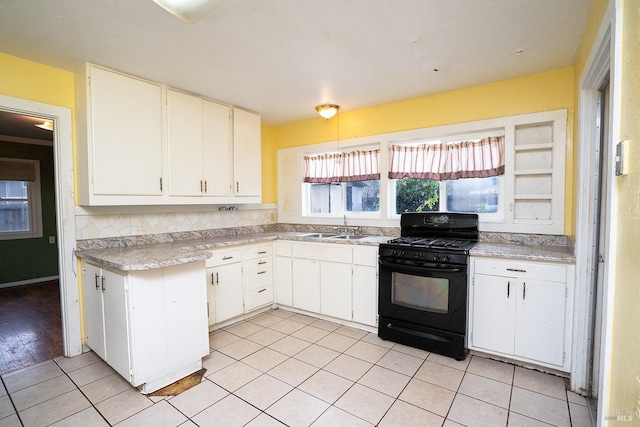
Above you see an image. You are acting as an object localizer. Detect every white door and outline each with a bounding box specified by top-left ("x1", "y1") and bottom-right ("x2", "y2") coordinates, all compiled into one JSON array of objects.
[
  {"x1": 320, "y1": 262, "x2": 352, "y2": 320},
  {"x1": 514, "y1": 279, "x2": 566, "y2": 366},
  {"x1": 472, "y1": 274, "x2": 515, "y2": 355},
  {"x1": 232, "y1": 107, "x2": 261, "y2": 197},
  {"x1": 167, "y1": 89, "x2": 204, "y2": 196},
  {"x1": 101, "y1": 269, "x2": 131, "y2": 381},
  {"x1": 203, "y1": 100, "x2": 232, "y2": 196},
  {"x1": 90, "y1": 67, "x2": 163, "y2": 196},
  {"x1": 292, "y1": 258, "x2": 320, "y2": 312},
  {"x1": 210, "y1": 263, "x2": 244, "y2": 323},
  {"x1": 82, "y1": 263, "x2": 106, "y2": 360},
  {"x1": 352, "y1": 264, "x2": 378, "y2": 326}
]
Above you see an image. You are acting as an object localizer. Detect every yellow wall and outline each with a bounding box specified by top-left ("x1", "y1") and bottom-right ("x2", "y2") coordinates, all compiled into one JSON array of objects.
[
  {"x1": 266, "y1": 68, "x2": 576, "y2": 235},
  {"x1": 606, "y1": 0, "x2": 640, "y2": 418},
  {"x1": 0, "y1": 53, "x2": 75, "y2": 109}
]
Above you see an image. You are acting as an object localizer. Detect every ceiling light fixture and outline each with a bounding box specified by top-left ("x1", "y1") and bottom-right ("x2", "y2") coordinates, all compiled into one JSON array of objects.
[
  {"x1": 35, "y1": 121, "x2": 53, "y2": 131},
  {"x1": 152, "y1": 0, "x2": 233, "y2": 23},
  {"x1": 315, "y1": 104, "x2": 340, "y2": 120}
]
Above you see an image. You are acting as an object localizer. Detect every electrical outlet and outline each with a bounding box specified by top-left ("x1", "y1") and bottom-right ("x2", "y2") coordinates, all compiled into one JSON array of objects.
[
  {"x1": 49, "y1": 236, "x2": 56, "y2": 244},
  {"x1": 270, "y1": 212, "x2": 277, "y2": 222},
  {"x1": 137, "y1": 219, "x2": 147, "y2": 232}
]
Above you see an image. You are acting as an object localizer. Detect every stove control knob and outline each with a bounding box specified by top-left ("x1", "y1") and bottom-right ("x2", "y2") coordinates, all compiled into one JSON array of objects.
[{"x1": 442, "y1": 255, "x2": 450, "y2": 262}]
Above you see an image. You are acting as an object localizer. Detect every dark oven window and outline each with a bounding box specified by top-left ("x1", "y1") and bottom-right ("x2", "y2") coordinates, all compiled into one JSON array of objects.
[{"x1": 391, "y1": 272, "x2": 449, "y2": 314}]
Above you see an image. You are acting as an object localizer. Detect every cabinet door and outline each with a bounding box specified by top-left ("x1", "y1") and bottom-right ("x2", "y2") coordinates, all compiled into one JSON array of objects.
[
  {"x1": 208, "y1": 263, "x2": 244, "y2": 323},
  {"x1": 101, "y1": 269, "x2": 131, "y2": 381},
  {"x1": 515, "y1": 279, "x2": 566, "y2": 366},
  {"x1": 320, "y1": 262, "x2": 352, "y2": 320},
  {"x1": 232, "y1": 107, "x2": 261, "y2": 197},
  {"x1": 83, "y1": 263, "x2": 106, "y2": 360},
  {"x1": 167, "y1": 90, "x2": 204, "y2": 196},
  {"x1": 89, "y1": 66, "x2": 162, "y2": 196},
  {"x1": 203, "y1": 100, "x2": 231, "y2": 196},
  {"x1": 275, "y1": 255, "x2": 293, "y2": 306},
  {"x1": 352, "y1": 264, "x2": 378, "y2": 326},
  {"x1": 471, "y1": 274, "x2": 515, "y2": 355},
  {"x1": 292, "y1": 258, "x2": 320, "y2": 312}
]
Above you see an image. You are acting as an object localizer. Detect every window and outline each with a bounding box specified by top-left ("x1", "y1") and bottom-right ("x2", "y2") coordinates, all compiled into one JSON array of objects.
[
  {"x1": 390, "y1": 136, "x2": 504, "y2": 219},
  {"x1": 278, "y1": 109, "x2": 567, "y2": 234},
  {"x1": 0, "y1": 158, "x2": 42, "y2": 240},
  {"x1": 304, "y1": 148, "x2": 380, "y2": 216},
  {"x1": 394, "y1": 176, "x2": 500, "y2": 215}
]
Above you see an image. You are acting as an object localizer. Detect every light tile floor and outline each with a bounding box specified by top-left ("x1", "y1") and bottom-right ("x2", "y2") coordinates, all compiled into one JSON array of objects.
[{"x1": 0, "y1": 309, "x2": 592, "y2": 426}]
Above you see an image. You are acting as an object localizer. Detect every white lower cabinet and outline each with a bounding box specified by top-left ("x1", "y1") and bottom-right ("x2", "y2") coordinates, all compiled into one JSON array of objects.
[
  {"x1": 352, "y1": 246, "x2": 379, "y2": 327},
  {"x1": 288, "y1": 241, "x2": 378, "y2": 326},
  {"x1": 82, "y1": 260, "x2": 209, "y2": 393},
  {"x1": 205, "y1": 249, "x2": 243, "y2": 325},
  {"x1": 206, "y1": 244, "x2": 275, "y2": 326},
  {"x1": 244, "y1": 244, "x2": 274, "y2": 311},
  {"x1": 274, "y1": 241, "x2": 293, "y2": 306},
  {"x1": 292, "y1": 258, "x2": 321, "y2": 312},
  {"x1": 470, "y1": 257, "x2": 574, "y2": 371}
]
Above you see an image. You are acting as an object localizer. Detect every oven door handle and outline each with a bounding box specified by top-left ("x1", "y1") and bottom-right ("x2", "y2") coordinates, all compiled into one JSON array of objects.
[{"x1": 378, "y1": 258, "x2": 466, "y2": 274}]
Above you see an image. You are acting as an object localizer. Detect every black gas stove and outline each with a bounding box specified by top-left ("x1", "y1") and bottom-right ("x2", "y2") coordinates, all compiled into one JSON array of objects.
[{"x1": 378, "y1": 212, "x2": 479, "y2": 360}]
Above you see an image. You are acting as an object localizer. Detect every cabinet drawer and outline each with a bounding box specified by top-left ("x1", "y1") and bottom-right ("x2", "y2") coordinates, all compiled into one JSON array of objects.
[
  {"x1": 292, "y1": 242, "x2": 352, "y2": 263},
  {"x1": 244, "y1": 245, "x2": 273, "y2": 259},
  {"x1": 353, "y1": 246, "x2": 378, "y2": 267},
  {"x1": 275, "y1": 241, "x2": 292, "y2": 257},
  {"x1": 246, "y1": 257, "x2": 272, "y2": 271},
  {"x1": 246, "y1": 266, "x2": 273, "y2": 290},
  {"x1": 474, "y1": 258, "x2": 566, "y2": 282},
  {"x1": 206, "y1": 250, "x2": 242, "y2": 267},
  {"x1": 246, "y1": 285, "x2": 273, "y2": 310}
]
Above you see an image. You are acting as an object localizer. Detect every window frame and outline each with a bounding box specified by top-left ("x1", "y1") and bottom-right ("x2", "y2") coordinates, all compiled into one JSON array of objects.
[
  {"x1": 0, "y1": 158, "x2": 43, "y2": 241},
  {"x1": 278, "y1": 109, "x2": 567, "y2": 235},
  {"x1": 303, "y1": 144, "x2": 382, "y2": 219}
]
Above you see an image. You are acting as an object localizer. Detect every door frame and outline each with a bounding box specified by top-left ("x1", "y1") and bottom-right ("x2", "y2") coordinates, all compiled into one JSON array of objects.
[
  {"x1": 0, "y1": 94, "x2": 82, "y2": 358},
  {"x1": 573, "y1": 0, "x2": 620, "y2": 422}
]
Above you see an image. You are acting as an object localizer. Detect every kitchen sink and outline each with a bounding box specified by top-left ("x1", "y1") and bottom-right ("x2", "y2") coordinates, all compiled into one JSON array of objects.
[
  {"x1": 297, "y1": 232, "x2": 340, "y2": 238},
  {"x1": 328, "y1": 234, "x2": 370, "y2": 240}
]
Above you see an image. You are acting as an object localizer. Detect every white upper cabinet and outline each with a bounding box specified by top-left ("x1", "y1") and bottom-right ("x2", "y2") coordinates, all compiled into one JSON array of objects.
[
  {"x1": 233, "y1": 107, "x2": 262, "y2": 199},
  {"x1": 167, "y1": 89, "x2": 231, "y2": 197},
  {"x1": 75, "y1": 63, "x2": 261, "y2": 206},
  {"x1": 76, "y1": 64, "x2": 163, "y2": 204}
]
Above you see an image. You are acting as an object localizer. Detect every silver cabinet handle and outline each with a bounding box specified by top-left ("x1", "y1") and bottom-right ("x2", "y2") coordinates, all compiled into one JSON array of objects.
[
  {"x1": 101, "y1": 276, "x2": 105, "y2": 292},
  {"x1": 95, "y1": 273, "x2": 99, "y2": 290}
]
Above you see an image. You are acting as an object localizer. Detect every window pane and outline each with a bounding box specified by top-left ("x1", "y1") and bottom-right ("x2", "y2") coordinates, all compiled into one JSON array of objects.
[
  {"x1": 309, "y1": 183, "x2": 342, "y2": 214},
  {"x1": 346, "y1": 180, "x2": 379, "y2": 212},
  {"x1": 395, "y1": 178, "x2": 440, "y2": 214},
  {"x1": 446, "y1": 176, "x2": 498, "y2": 213},
  {"x1": 0, "y1": 181, "x2": 30, "y2": 232}
]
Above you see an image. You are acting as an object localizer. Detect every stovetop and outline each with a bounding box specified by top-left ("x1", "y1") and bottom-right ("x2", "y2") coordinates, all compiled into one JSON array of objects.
[{"x1": 385, "y1": 237, "x2": 477, "y2": 251}]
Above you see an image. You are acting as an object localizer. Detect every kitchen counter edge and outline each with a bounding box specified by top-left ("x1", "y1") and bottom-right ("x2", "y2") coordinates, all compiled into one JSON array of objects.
[{"x1": 76, "y1": 232, "x2": 392, "y2": 272}]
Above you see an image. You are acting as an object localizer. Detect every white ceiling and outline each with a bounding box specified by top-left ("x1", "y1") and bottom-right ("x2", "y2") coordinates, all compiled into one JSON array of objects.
[{"x1": 0, "y1": 0, "x2": 592, "y2": 126}]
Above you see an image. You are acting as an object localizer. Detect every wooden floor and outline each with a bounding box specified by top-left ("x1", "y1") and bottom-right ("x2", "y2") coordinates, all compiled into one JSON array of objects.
[{"x1": 0, "y1": 280, "x2": 63, "y2": 375}]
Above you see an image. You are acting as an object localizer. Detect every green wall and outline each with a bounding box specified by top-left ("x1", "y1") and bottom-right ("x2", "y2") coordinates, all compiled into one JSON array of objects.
[{"x1": 0, "y1": 141, "x2": 58, "y2": 284}]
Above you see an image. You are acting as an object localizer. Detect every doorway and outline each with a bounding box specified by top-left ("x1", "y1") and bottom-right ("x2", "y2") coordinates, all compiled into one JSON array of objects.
[{"x1": 0, "y1": 95, "x2": 81, "y2": 360}]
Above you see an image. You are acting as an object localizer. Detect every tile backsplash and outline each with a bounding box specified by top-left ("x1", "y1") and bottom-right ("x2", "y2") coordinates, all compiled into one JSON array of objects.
[{"x1": 75, "y1": 208, "x2": 277, "y2": 240}]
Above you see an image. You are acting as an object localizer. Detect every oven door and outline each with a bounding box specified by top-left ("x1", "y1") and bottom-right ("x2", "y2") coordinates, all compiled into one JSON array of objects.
[{"x1": 378, "y1": 257, "x2": 468, "y2": 334}]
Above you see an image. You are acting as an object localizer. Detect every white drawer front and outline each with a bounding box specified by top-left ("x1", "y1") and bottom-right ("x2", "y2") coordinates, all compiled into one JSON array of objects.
[
  {"x1": 275, "y1": 241, "x2": 292, "y2": 257},
  {"x1": 292, "y1": 242, "x2": 353, "y2": 263},
  {"x1": 246, "y1": 285, "x2": 273, "y2": 310},
  {"x1": 353, "y1": 246, "x2": 378, "y2": 266},
  {"x1": 246, "y1": 267, "x2": 273, "y2": 290},
  {"x1": 206, "y1": 250, "x2": 242, "y2": 267},
  {"x1": 246, "y1": 257, "x2": 272, "y2": 271},
  {"x1": 474, "y1": 258, "x2": 566, "y2": 282},
  {"x1": 245, "y1": 245, "x2": 273, "y2": 259}
]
